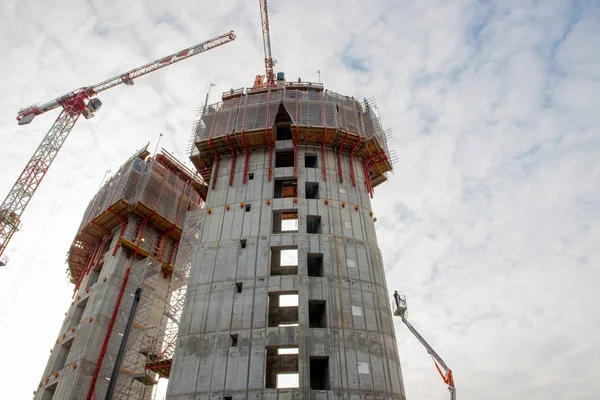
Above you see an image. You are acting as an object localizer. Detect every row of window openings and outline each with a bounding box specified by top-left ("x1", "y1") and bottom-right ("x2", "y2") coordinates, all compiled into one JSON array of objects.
[
  {"x1": 237, "y1": 245, "x2": 323, "y2": 277},
  {"x1": 244, "y1": 153, "x2": 318, "y2": 183}
]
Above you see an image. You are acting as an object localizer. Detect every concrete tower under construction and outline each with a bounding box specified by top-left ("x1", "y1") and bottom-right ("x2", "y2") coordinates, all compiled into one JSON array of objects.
[
  {"x1": 34, "y1": 147, "x2": 205, "y2": 400},
  {"x1": 167, "y1": 79, "x2": 405, "y2": 399}
]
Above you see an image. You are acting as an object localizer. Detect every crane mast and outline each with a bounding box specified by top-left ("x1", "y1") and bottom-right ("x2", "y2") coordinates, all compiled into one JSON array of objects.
[
  {"x1": 0, "y1": 31, "x2": 236, "y2": 265},
  {"x1": 394, "y1": 295, "x2": 456, "y2": 400},
  {"x1": 259, "y1": 0, "x2": 275, "y2": 86}
]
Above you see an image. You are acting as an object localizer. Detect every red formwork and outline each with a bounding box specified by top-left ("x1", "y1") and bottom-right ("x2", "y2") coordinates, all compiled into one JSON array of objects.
[
  {"x1": 189, "y1": 82, "x2": 393, "y2": 192},
  {"x1": 66, "y1": 148, "x2": 205, "y2": 285}
]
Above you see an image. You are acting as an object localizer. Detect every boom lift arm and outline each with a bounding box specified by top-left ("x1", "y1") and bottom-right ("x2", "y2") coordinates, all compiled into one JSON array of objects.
[
  {"x1": 0, "y1": 31, "x2": 236, "y2": 265},
  {"x1": 394, "y1": 295, "x2": 456, "y2": 400}
]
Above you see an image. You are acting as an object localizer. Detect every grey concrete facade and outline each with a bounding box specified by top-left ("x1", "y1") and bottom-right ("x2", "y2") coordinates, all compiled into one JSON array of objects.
[{"x1": 168, "y1": 143, "x2": 406, "y2": 399}]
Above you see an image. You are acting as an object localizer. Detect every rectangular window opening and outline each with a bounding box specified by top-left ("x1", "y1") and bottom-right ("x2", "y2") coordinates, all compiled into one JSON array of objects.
[
  {"x1": 307, "y1": 253, "x2": 324, "y2": 277},
  {"x1": 266, "y1": 345, "x2": 299, "y2": 389},
  {"x1": 305, "y1": 182, "x2": 319, "y2": 199},
  {"x1": 240, "y1": 239, "x2": 247, "y2": 249},
  {"x1": 309, "y1": 300, "x2": 327, "y2": 328},
  {"x1": 310, "y1": 357, "x2": 330, "y2": 390},
  {"x1": 306, "y1": 215, "x2": 322, "y2": 234},
  {"x1": 249, "y1": 172, "x2": 254, "y2": 180},
  {"x1": 230, "y1": 334, "x2": 238, "y2": 347},
  {"x1": 305, "y1": 154, "x2": 318, "y2": 168},
  {"x1": 271, "y1": 247, "x2": 298, "y2": 276},
  {"x1": 275, "y1": 150, "x2": 294, "y2": 168},
  {"x1": 86, "y1": 264, "x2": 102, "y2": 289},
  {"x1": 276, "y1": 125, "x2": 293, "y2": 141},
  {"x1": 273, "y1": 210, "x2": 298, "y2": 233},
  {"x1": 52, "y1": 337, "x2": 74, "y2": 374},
  {"x1": 245, "y1": 204, "x2": 251, "y2": 212},
  {"x1": 236, "y1": 282, "x2": 243, "y2": 294},
  {"x1": 268, "y1": 292, "x2": 299, "y2": 327},
  {"x1": 224, "y1": 397, "x2": 233, "y2": 400},
  {"x1": 72, "y1": 297, "x2": 89, "y2": 326},
  {"x1": 42, "y1": 382, "x2": 58, "y2": 400},
  {"x1": 274, "y1": 179, "x2": 298, "y2": 199}
]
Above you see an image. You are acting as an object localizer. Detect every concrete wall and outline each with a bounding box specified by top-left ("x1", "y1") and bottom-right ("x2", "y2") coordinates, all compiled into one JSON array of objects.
[{"x1": 168, "y1": 143, "x2": 406, "y2": 400}]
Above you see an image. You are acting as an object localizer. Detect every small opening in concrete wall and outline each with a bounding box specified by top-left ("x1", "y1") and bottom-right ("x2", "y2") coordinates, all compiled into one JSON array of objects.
[
  {"x1": 306, "y1": 215, "x2": 322, "y2": 234},
  {"x1": 230, "y1": 334, "x2": 238, "y2": 347},
  {"x1": 265, "y1": 345, "x2": 300, "y2": 388},
  {"x1": 248, "y1": 172, "x2": 254, "y2": 180},
  {"x1": 240, "y1": 239, "x2": 247, "y2": 249},
  {"x1": 224, "y1": 396, "x2": 233, "y2": 400},
  {"x1": 307, "y1": 253, "x2": 324, "y2": 277},
  {"x1": 274, "y1": 179, "x2": 297, "y2": 198},
  {"x1": 245, "y1": 204, "x2": 251, "y2": 212},
  {"x1": 275, "y1": 150, "x2": 294, "y2": 168},
  {"x1": 305, "y1": 154, "x2": 318, "y2": 168},
  {"x1": 310, "y1": 356, "x2": 330, "y2": 390},
  {"x1": 305, "y1": 182, "x2": 319, "y2": 199},
  {"x1": 268, "y1": 291, "x2": 299, "y2": 327},
  {"x1": 273, "y1": 210, "x2": 298, "y2": 233},
  {"x1": 236, "y1": 282, "x2": 243, "y2": 293},
  {"x1": 309, "y1": 300, "x2": 327, "y2": 328},
  {"x1": 270, "y1": 247, "x2": 298, "y2": 275},
  {"x1": 276, "y1": 125, "x2": 293, "y2": 141}
]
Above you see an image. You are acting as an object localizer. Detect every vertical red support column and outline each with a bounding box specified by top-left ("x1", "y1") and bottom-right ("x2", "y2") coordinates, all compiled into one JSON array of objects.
[
  {"x1": 363, "y1": 160, "x2": 374, "y2": 198},
  {"x1": 265, "y1": 89, "x2": 274, "y2": 181},
  {"x1": 241, "y1": 94, "x2": 250, "y2": 184},
  {"x1": 348, "y1": 140, "x2": 361, "y2": 186},
  {"x1": 337, "y1": 131, "x2": 349, "y2": 183},
  {"x1": 226, "y1": 98, "x2": 238, "y2": 186},
  {"x1": 320, "y1": 91, "x2": 327, "y2": 181}
]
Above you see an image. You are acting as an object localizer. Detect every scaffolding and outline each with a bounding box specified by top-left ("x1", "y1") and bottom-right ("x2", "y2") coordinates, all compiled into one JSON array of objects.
[
  {"x1": 109, "y1": 209, "x2": 203, "y2": 399},
  {"x1": 67, "y1": 146, "x2": 205, "y2": 285},
  {"x1": 189, "y1": 82, "x2": 393, "y2": 188}
]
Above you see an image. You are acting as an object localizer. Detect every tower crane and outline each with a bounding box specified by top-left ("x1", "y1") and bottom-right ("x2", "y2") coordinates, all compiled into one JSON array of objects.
[
  {"x1": 393, "y1": 294, "x2": 456, "y2": 400},
  {"x1": 0, "y1": 30, "x2": 236, "y2": 266},
  {"x1": 254, "y1": 0, "x2": 276, "y2": 87}
]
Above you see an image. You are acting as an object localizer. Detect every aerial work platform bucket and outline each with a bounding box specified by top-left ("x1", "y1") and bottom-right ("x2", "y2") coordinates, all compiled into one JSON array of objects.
[{"x1": 392, "y1": 294, "x2": 407, "y2": 317}]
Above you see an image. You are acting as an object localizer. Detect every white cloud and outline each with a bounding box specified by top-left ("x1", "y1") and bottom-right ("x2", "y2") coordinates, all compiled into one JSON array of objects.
[{"x1": 0, "y1": 1, "x2": 599, "y2": 399}]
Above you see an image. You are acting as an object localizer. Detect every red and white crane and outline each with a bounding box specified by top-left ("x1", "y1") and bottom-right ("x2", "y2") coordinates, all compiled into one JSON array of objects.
[
  {"x1": 254, "y1": 0, "x2": 276, "y2": 87},
  {"x1": 0, "y1": 30, "x2": 236, "y2": 265}
]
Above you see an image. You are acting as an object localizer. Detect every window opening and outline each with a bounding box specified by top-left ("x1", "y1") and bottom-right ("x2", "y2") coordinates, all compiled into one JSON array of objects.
[
  {"x1": 265, "y1": 345, "x2": 299, "y2": 389},
  {"x1": 276, "y1": 125, "x2": 293, "y2": 141},
  {"x1": 305, "y1": 182, "x2": 319, "y2": 199},
  {"x1": 240, "y1": 239, "x2": 247, "y2": 249},
  {"x1": 306, "y1": 215, "x2": 322, "y2": 234},
  {"x1": 305, "y1": 154, "x2": 318, "y2": 168},
  {"x1": 245, "y1": 204, "x2": 251, "y2": 212},
  {"x1": 52, "y1": 337, "x2": 74, "y2": 374},
  {"x1": 236, "y1": 282, "x2": 243, "y2": 293},
  {"x1": 224, "y1": 397, "x2": 233, "y2": 400},
  {"x1": 307, "y1": 253, "x2": 324, "y2": 277},
  {"x1": 310, "y1": 357, "x2": 330, "y2": 390},
  {"x1": 274, "y1": 179, "x2": 298, "y2": 198},
  {"x1": 309, "y1": 300, "x2": 327, "y2": 328},
  {"x1": 268, "y1": 291, "x2": 299, "y2": 327},
  {"x1": 249, "y1": 173, "x2": 254, "y2": 180},
  {"x1": 275, "y1": 151, "x2": 294, "y2": 168},
  {"x1": 230, "y1": 334, "x2": 238, "y2": 347},
  {"x1": 273, "y1": 210, "x2": 298, "y2": 233},
  {"x1": 271, "y1": 247, "x2": 298, "y2": 276},
  {"x1": 72, "y1": 297, "x2": 89, "y2": 326}
]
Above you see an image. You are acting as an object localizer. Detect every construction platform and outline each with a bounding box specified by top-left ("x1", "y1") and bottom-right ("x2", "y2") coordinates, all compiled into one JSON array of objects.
[
  {"x1": 67, "y1": 146, "x2": 205, "y2": 284},
  {"x1": 189, "y1": 82, "x2": 393, "y2": 189}
]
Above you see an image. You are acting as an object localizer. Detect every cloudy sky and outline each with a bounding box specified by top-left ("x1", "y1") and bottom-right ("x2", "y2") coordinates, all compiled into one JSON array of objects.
[{"x1": 1, "y1": 0, "x2": 599, "y2": 399}]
